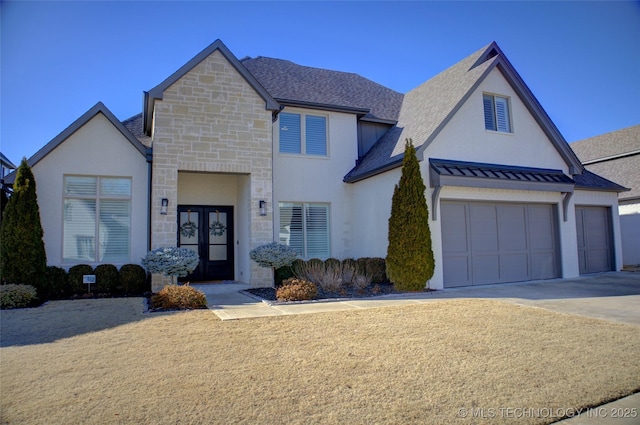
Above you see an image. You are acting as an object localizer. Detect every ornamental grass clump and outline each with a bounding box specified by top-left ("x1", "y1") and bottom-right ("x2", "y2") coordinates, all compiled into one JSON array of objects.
[
  {"x1": 276, "y1": 278, "x2": 318, "y2": 302},
  {"x1": 142, "y1": 247, "x2": 199, "y2": 284},
  {"x1": 150, "y1": 284, "x2": 207, "y2": 310},
  {"x1": 0, "y1": 284, "x2": 38, "y2": 309}
]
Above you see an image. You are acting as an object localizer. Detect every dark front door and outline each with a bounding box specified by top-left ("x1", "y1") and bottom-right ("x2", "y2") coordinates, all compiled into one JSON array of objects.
[{"x1": 177, "y1": 206, "x2": 234, "y2": 282}]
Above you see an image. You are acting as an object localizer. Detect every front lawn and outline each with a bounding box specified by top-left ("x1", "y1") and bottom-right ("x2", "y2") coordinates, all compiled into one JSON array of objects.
[{"x1": 1, "y1": 298, "x2": 638, "y2": 424}]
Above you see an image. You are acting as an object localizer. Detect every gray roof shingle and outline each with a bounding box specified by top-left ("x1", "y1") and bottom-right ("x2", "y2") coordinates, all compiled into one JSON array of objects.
[
  {"x1": 122, "y1": 113, "x2": 152, "y2": 147},
  {"x1": 241, "y1": 56, "x2": 403, "y2": 122},
  {"x1": 571, "y1": 124, "x2": 639, "y2": 201}
]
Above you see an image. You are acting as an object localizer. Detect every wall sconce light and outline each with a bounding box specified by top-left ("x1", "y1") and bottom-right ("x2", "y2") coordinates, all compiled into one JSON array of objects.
[
  {"x1": 160, "y1": 198, "x2": 169, "y2": 215},
  {"x1": 259, "y1": 200, "x2": 267, "y2": 216}
]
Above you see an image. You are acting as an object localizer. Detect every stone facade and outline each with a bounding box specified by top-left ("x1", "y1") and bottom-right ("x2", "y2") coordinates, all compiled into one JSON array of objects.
[{"x1": 150, "y1": 50, "x2": 273, "y2": 291}]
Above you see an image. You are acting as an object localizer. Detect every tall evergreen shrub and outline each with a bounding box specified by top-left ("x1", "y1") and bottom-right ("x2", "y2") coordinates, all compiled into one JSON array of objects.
[
  {"x1": 386, "y1": 140, "x2": 434, "y2": 291},
  {"x1": 0, "y1": 158, "x2": 47, "y2": 287}
]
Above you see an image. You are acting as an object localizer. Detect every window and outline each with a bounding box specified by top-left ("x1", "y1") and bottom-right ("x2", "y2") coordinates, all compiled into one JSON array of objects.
[
  {"x1": 63, "y1": 176, "x2": 131, "y2": 263},
  {"x1": 279, "y1": 202, "x2": 330, "y2": 258},
  {"x1": 483, "y1": 94, "x2": 511, "y2": 133},
  {"x1": 279, "y1": 112, "x2": 327, "y2": 156}
]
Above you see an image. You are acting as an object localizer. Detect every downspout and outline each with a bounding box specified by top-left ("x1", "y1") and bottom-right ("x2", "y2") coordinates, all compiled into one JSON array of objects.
[{"x1": 146, "y1": 148, "x2": 153, "y2": 252}]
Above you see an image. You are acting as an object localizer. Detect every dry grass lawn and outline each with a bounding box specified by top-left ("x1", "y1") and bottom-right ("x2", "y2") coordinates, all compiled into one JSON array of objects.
[{"x1": 1, "y1": 297, "x2": 639, "y2": 424}]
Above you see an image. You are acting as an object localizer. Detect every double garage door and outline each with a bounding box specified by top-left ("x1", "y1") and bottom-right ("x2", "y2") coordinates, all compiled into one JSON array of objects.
[{"x1": 442, "y1": 201, "x2": 559, "y2": 287}]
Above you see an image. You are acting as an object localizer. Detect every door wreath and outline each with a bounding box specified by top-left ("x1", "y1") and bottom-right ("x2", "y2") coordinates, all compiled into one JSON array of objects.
[
  {"x1": 209, "y1": 210, "x2": 227, "y2": 236},
  {"x1": 180, "y1": 210, "x2": 198, "y2": 238}
]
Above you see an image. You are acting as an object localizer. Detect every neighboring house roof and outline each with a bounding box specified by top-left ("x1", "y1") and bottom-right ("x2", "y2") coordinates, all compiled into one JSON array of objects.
[
  {"x1": 344, "y1": 42, "x2": 584, "y2": 183},
  {"x1": 143, "y1": 39, "x2": 280, "y2": 135},
  {"x1": 4, "y1": 102, "x2": 148, "y2": 185},
  {"x1": 571, "y1": 124, "x2": 639, "y2": 202},
  {"x1": 0, "y1": 152, "x2": 17, "y2": 170},
  {"x1": 241, "y1": 56, "x2": 403, "y2": 123}
]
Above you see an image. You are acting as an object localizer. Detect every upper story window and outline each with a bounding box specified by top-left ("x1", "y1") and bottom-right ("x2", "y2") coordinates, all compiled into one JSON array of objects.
[
  {"x1": 63, "y1": 175, "x2": 131, "y2": 263},
  {"x1": 279, "y1": 112, "x2": 327, "y2": 156},
  {"x1": 483, "y1": 94, "x2": 512, "y2": 133}
]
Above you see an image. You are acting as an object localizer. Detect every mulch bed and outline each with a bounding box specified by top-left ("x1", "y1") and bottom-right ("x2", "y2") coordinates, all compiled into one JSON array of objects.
[{"x1": 244, "y1": 282, "x2": 434, "y2": 303}]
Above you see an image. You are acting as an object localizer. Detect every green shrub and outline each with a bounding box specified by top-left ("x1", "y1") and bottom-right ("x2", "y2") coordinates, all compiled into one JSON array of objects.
[
  {"x1": 0, "y1": 159, "x2": 47, "y2": 287},
  {"x1": 1, "y1": 284, "x2": 38, "y2": 309},
  {"x1": 387, "y1": 140, "x2": 434, "y2": 291},
  {"x1": 276, "y1": 278, "x2": 318, "y2": 302},
  {"x1": 366, "y1": 257, "x2": 387, "y2": 284},
  {"x1": 94, "y1": 264, "x2": 119, "y2": 294},
  {"x1": 119, "y1": 264, "x2": 148, "y2": 294},
  {"x1": 43, "y1": 266, "x2": 69, "y2": 300},
  {"x1": 150, "y1": 285, "x2": 207, "y2": 310},
  {"x1": 68, "y1": 264, "x2": 94, "y2": 295}
]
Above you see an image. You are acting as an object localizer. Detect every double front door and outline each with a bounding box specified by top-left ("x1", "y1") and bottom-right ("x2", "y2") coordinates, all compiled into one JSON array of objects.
[{"x1": 177, "y1": 206, "x2": 234, "y2": 282}]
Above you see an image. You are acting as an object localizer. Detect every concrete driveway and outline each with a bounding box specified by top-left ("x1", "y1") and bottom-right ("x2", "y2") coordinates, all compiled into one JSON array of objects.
[{"x1": 194, "y1": 271, "x2": 640, "y2": 326}]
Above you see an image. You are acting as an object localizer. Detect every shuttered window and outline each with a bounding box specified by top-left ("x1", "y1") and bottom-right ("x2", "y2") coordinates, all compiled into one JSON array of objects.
[
  {"x1": 279, "y1": 112, "x2": 327, "y2": 156},
  {"x1": 278, "y1": 202, "x2": 330, "y2": 258},
  {"x1": 63, "y1": 176, "x2": 131, "y2": 263},
  {"x1": 483, "y1": 94, "x2": 512, "y2": 133}
]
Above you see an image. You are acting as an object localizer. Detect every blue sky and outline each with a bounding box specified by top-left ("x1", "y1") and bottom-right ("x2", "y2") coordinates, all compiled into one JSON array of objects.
[{"x1": 1, "y1": 1, "x2": 639, "y2": 165}]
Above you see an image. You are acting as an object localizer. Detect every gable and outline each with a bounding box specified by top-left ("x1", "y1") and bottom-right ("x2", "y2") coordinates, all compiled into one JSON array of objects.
[
  {"x1": 4, "y1": 102, "x2": 148, "y2": 185},
  {"x1": 344, "y1": 42, "x2": 584, "y2": 183},
  {"x1": 426, "y1": 67, "x2": 570, "y2": 172},
  {"x1": 143, "y1": 39, "x2": 279, "y2": 136}
]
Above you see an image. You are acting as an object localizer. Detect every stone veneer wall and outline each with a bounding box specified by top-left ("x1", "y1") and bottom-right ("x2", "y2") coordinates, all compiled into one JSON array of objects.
[{"x1": 150, "y1": 50, "x2": 273, "y2": 291}]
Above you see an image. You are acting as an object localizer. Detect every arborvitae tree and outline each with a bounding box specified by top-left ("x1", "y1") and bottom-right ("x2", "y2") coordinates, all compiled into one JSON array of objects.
[
  {"x1": 386, "y1": 139, "x2": 434, "y2": 291},
  {"x1": 0, "y1": 158, "x2": 47, "y2": 286}
]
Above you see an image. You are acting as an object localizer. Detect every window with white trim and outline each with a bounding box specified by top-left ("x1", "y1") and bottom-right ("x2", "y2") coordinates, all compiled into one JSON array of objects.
[
  {"x1": 63, "y1": 176, "x2": 131, "y2": 263},
  {"x1": 483, "y1": 94, "x2": 512, "y2": 133},
  {"x1": 279, "y1": 112, "x2": 327, "y2": 156},
  {"x1": 278, "y1": 202, "x2": 330, "y2": 258}
]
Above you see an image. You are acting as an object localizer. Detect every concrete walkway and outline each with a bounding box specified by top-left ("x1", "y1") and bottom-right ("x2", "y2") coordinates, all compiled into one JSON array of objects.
[
  {"x1": 192, "y1": 272, "x2": 640, "y2": 423},
  {"x1": 192, "y1": 271, "x2": 640, "y2": 325}
]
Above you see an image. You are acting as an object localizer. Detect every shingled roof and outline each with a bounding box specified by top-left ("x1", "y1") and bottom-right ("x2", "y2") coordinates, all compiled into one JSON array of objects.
[
  {"x1": 570, "y1": 124, "x2": 639, "y2": 201},
  {"x1": 241, "y1": 57, "x2": 403, "y2": 123},
  {"x1": 344, "y1": 42, "x2": 584, "y2": 183}
]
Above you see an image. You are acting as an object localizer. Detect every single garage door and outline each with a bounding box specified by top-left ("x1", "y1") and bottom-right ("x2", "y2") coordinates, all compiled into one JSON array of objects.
[
  {"x1": 575, "y1": 206, "x2": 613, "y2": 274},
  {"x1": 442, "y1": 201, "x2": 559, "y2": 287}
]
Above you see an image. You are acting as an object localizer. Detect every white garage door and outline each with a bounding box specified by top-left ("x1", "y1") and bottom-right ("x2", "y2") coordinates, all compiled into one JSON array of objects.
[
  {"x1": 442, "y1": 201, "x2": 559, "y2": 287},
  {"x1": 575, "y1": 206, "x2": 613, "y2": 274}
]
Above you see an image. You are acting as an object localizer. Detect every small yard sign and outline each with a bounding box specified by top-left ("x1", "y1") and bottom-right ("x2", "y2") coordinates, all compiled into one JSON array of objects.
[{"x1": 83, "y1": 274, "x2": 96, "y2": 292}]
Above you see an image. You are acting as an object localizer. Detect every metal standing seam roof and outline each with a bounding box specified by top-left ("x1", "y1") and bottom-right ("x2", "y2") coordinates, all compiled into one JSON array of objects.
[{"x1": 429, "y1": 158, "x2": 575, "y2": 185}]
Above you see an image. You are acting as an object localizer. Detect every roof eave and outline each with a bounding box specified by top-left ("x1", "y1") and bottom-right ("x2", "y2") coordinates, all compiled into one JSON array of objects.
[
  {"x1": 343, "y1": 157, "x2": 404, "y2": 183},
  {"x1": 277, "y1": 99, "x2": 369, "y2": 115}
]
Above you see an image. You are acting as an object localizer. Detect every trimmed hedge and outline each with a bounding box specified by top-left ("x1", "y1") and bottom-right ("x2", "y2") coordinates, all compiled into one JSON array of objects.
[
  {"x1": 95, "y1": 264, "x2": 119, "y2": 294},
  {"x1": 68, "y1": 264, "x2": 94, "y2": 295},
  {"x1": 119, "y1": 264, "x2": 148, "y2": 294}
]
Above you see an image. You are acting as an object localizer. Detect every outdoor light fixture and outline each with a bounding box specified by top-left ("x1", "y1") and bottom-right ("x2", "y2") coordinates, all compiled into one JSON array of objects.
[
  {"x1": 160, "y1": 198, "x2": 169, "y2": 215},
  {"x1": 259, "y1": 200, "x2": 267, "y2": 216}
]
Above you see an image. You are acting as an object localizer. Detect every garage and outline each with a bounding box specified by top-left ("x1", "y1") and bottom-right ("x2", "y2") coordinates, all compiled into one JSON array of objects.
[
  {"x1": 575, "y1": 206, "x2": 613, "y2": 274},
  {"x1": 441, "y1": 201, "x2": 560, "y2": 287}
]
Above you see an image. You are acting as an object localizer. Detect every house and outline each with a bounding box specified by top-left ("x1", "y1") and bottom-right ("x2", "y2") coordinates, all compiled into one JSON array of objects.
[
  {"x1": 1, "y1": 152, "x2": 17, "y2": 216},
  {"x1": 571, "y1": 125, "x2": 639, "y2": 267},
  {"x1": 4, "y1": 40, "x2": 628, "y2": 291}
]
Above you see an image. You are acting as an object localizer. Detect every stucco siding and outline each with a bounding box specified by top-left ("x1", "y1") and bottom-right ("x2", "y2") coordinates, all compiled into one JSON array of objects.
[
  {"x1": 273, "y1": 108, "x2": 358, "y2": 259},
  {"x1": 32, "y1": 112, "x2": 149, "y2": 268},
  {"x1": 426, "y1": 69, "x2": 569, "y2": 173}
]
